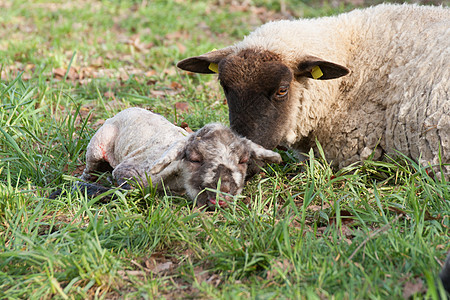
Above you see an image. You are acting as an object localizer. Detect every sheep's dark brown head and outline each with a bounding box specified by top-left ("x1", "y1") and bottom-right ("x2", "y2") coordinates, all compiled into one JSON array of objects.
[
  {"x1": 218, "y1": 50, "x2": 293, "y2": 150},
  {"x1": 177, "y1": 48, "x2": 350, "y2": 151}
]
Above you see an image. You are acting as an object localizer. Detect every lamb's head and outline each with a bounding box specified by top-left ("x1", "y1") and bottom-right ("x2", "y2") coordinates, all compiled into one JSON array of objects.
[
  {"x1": 152, "y1": 123, "x2": 281, "y2": 208},
  {"x1": 183, "y1": 123, "x2": 282, "y2": 207},
  {"x1": 177, "y1": 48, "x2": 350, "y2": 150}
]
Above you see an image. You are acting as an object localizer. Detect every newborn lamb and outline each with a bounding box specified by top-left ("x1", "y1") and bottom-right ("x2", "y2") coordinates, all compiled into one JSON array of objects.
[{"x1": 77, "y1": 107, "x2": 282, "y2": 207}]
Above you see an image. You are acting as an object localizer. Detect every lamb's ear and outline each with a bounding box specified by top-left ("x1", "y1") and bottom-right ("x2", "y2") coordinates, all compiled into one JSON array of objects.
[
  {"x1": 150, "y1": 139, "x2": 188, "y2": 175},
  {"x1": 295, "y1": 56, "x2": 350, "y2": 80},
  {"x1": 247, "y1": 140, "x2": 282, "y2": 164},
  {"x1": 177, "y1": 47, "x2": 234, "y2": 74}
]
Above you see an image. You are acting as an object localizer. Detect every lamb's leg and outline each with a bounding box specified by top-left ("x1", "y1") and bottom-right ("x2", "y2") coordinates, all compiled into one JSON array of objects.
[
  {"x1": 112, "y1": 161, "x2": 146, "y2": 189},
  {"x1": 81, "y1": 123, "x2": 118, "y2": 181},
  {"x1": 112, "y1": 159, "x2": 182, "y2": 191}
]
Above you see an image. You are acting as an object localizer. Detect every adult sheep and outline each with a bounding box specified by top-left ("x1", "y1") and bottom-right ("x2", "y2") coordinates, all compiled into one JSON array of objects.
[{"x1": 178, "y1": 4, "x2": 450, "y2": 178}]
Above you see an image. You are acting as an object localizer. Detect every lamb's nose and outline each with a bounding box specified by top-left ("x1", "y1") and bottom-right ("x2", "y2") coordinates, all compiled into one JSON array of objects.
[{"x1": 220, "y1": 184, "x2": 230, "y2": 194}]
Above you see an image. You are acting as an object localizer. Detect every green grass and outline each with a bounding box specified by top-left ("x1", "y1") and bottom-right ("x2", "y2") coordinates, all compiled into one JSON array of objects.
[{"x1": 1, "y1": 0, "x2": 449, "y2": 299}]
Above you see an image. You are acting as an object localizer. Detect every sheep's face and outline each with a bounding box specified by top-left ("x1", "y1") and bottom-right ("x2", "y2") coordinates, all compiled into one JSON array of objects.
[
  {"x1": 177, "y1": 48, "x2": 349, "y2": 151},
  {"x1": 218, "y1": 49, "x2": 294, "y2": 150},
  {"x1": 181, "y1": 124, "x2": 281, "y2": 208}
]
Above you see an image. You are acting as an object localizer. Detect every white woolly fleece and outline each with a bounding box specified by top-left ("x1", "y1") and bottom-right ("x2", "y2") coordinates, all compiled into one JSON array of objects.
[{"x1": 230, "y1": 4, "x2": 449, "y2": 175}]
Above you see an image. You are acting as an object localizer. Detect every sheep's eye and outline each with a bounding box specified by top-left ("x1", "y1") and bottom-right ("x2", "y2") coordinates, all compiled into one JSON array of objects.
[{"x1": 275, "y1": 86, "x2": 289, "y2": 98}]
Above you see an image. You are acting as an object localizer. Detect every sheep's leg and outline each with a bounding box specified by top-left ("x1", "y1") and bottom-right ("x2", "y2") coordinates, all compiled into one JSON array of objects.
[{"x1": 81, "y1": 123, "x2": 118, "y2": 181}]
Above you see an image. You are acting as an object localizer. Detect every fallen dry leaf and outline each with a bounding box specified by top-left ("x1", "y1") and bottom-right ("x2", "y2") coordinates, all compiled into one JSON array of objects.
[
  {"x1": 53, "y1": 67, "x2": 66, "y2": 78},
  {"x1": 103, "y1": 91, "x2": 115, "y2": 99},
  {"x1": 91, "y1": 56, "x2": 103, "y2": 67},
  {"x1": 117, "y1": 270, "x2": 147, "y2": 281},
  {"x1": 193, "y1": 266, "x2": 209, "y2": 283},
  {"x1": 179, "y1": 122, "x2": 194, "y2": 133},
  {"x1": 163, "y1": 68, "x2": 177, "y2": 76},
  {"x1": 266, "y1": 259, "x2": 293, "y2": 280},
  {"x1": 119, "y1": 72, "x2": 129, "y2": 82},
  {"x1": 119, "y1": 270, "x2": 146, "y2": 276},
  {"x1": 176, "y1": 42, "x2": 187, "y2": 54},
  {"x1": 309, "y1": 203, "x2": 331, "y2": 211},
  {"x1": 71, "y1": 164, "x2": 86, "y2": 176},
  {"x1": 124, "y1": 35, "x2": 154, "y2": 53},
  {"x1": 53, "y1": 67, "x2": 80, "y2": 80},
  {"x1": 153, "y1": 261, "x2": 173, "y2": 273},
  {"x1": 150, "y1": 90, "x2": 166, "y2": 98},
  {"x1": 170, "y1": 81, "x2": 183, "y2": 90},
  {"x1": 143, "y1": 253, "x2": 176, "y2": 275},
  {"x1": 145, "y1": 70, "x2": 157, "y2": 77},
  {"x1": 402, "y1": 279, "x2": 425, "y2": 298},
  {"x1": 175, "y1": 102, "x2": 190, "y2": 112},
  {"x1": 21, "y1": 72, "x2": 32, "y2": 81}
]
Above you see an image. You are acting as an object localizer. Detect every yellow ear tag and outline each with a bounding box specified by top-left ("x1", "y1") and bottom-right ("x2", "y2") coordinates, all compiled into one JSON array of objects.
[
  {"x1": 208, "y1": 48, "x2": 219, "y2": 73},
  {"x1": 311, "y1": 66, "x2": 323, "y2": 79},
  {"x1": 208, "y1": 63, "x2": 219, "y2": 73}
]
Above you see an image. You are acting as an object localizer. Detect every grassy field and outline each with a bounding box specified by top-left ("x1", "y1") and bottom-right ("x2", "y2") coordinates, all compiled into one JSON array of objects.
[{"x1": 1, "y1": 0, "x2": 449, "y2": 299}]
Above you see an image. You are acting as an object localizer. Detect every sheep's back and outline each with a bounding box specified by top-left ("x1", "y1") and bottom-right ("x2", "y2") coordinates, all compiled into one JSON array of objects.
[
  {"x1": 264, "y1": 5, "x2": 448, "y2": 169},
  {"x1": 383, "y1": 20, "x2": 449, "y2": 172}
]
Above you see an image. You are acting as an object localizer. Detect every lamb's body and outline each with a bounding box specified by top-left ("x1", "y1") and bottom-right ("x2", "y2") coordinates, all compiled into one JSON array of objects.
[
  {"x1": 80, "y1": 107, "x2": 281, "y2": 207},
  {"x1": 178, "y1": 4, "x2": 450, "y2": 177},
  {"x1": 82, "y1": 108, "x2": 188, "y2": 192}
]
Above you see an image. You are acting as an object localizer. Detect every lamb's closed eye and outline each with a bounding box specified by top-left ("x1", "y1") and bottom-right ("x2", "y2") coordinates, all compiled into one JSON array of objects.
[{"x1": 186, "y1": 150, "x2": 203, "y2": 164}]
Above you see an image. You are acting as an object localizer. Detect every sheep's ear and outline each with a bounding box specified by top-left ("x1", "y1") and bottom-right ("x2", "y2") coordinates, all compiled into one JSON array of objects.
[
  {"x1": 150, "y1": 139, "x2": 188, "y2": 175},
  {"x1": 177, "y1": 47, "x2": 234, "y2": 74},
  {"x1": 295, "y1": 56, "x2": 350, "y2": 80},
  {"x1": 247, "y1": 140, "x2": 282, "y2": 164}
]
